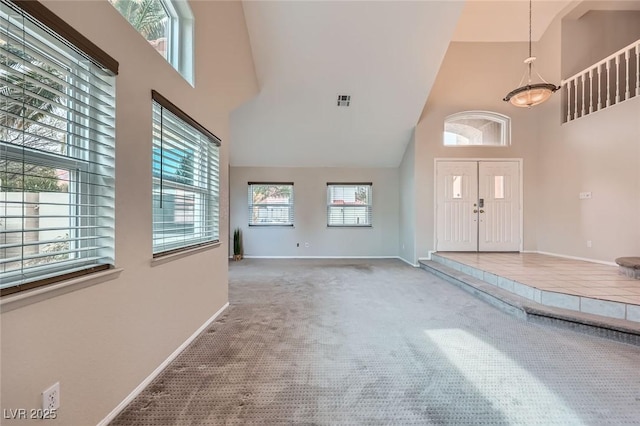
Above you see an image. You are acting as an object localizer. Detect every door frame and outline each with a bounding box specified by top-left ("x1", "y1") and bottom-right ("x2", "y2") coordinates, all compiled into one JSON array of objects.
[{"x1": 433, "y1": 158, "x2": 524, "y2": 253}]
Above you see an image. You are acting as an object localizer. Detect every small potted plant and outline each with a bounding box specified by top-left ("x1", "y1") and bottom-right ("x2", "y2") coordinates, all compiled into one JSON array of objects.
[{"x1": 233, "y1": 228, "x2": 244, "y2": 261}]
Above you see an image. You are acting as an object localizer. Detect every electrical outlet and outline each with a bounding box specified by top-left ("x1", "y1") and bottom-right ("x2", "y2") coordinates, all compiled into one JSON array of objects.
[
  {"x1": 587, "y1": 240, "x2": 592, "y2": 248},
  {"x1": 579, "y1": 192, "x2": 592, "y2": 199},
  {"x1": 42, "y1": 382, "x2": 60, "y2": 411}
]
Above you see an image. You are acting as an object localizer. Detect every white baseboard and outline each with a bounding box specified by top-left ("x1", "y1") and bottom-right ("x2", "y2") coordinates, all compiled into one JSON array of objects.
[
  {"x1": 97, "y1": 302, "x2": 229, "y2": 426},
  {"x1": 242, "y1": 255, "x2": 398, "y2": 259},
  {"x1": 535, "y1": 251, "x2": 617, "y2": 266},
  {"x1": 242, "y1": 255, "x2": 420, "y2": 266}
]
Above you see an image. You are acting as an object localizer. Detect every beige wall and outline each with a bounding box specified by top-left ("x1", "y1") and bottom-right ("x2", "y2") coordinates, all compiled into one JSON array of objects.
[
  {"x1": 561, "y1": 10, "x2": 640, "y2": 79},
  {"x1": 536, "y1": 97, "x2": 640, "y2": 261},
  {"x1": 537, "y1": 11, "x2": 640, "y2": 262},
  {"x1": 399, "y1": 135, "x2": 416, "y2": 265},
  {"x1": 230, "y1": 167, "x2": 400, "y2": 258},
  {"x1": 414, "y1": 41, "x2": 542, "y2": 259},
  {"x1": 0, "y1": 1, "x2": 257, "y2": 425},
  {"x1": 413, "y1": 8, "x2": 640, "y2": 264}
]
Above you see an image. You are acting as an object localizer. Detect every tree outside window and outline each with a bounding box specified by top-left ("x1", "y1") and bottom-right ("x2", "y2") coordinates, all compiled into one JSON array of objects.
[{"x1": 109, "y1": 0, "x2": 170, "y2": 58}]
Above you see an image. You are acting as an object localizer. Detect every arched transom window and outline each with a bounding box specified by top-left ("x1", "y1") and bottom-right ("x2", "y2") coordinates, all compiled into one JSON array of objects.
[{"x1": 444, "y1": 111, "x2": 511, "y2": 147}]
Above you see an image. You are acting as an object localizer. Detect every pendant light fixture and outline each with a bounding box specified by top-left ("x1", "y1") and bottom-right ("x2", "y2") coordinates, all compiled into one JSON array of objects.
[{"x1": 503, "y1": 0, "x2": 559, "y2": 107}]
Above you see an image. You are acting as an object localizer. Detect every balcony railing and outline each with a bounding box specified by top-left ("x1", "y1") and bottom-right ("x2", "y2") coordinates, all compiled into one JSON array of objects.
[{"x1": 561, "y1": 39, "x2": 639, "y2": 123}]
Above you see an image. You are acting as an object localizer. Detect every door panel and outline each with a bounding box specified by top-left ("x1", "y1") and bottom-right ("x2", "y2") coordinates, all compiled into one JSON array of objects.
[
  {"x1": 436, "y1": 162, "x2": 478, "y2": 251},
  {"x1": 436, "y1": 160, "x2": 521, "y2": 252},
  {"x1": 478, "y1": 161, "x2": 520, "y2": 251}
]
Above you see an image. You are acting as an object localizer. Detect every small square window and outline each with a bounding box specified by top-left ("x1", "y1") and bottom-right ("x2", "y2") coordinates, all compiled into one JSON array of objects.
[
  {"x1": 248, "y1": 184, "x2": 294, "y2": 226},
  {"x1": 327, "y1": 183, "x2": 372, "y2": 227}
]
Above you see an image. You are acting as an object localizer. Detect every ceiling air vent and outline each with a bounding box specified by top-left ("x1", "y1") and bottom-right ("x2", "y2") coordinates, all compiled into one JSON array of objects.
[{"x1": 336, "y1": 94, "x2": 351, "y2": 107}]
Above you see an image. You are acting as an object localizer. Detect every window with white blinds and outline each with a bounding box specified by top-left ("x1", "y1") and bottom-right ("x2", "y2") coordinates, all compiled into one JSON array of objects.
[
  {"x1": 152, "y1": 91, "x2": 220, "y2": 256},
  {"x1": 0, "y1": 0, "x2": 118, "y2": 296},
  {"x1": 327, "y1": 183, "x2": 372, "y2": 227},
  {"x1": 248, "y1": 183, "x2": 294, "y2": 226}
]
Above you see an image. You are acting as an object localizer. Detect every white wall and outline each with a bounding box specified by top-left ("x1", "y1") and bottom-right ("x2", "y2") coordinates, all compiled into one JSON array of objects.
[
  {"x1": 399, "y1": 135, "x2": 416, "y2": 265},
  {"x1": 230, "y1": 167, "x2": 399, "y2": 258},
  {"x1": 0, "y1": 1, "x2": 258, "y2": 425}
]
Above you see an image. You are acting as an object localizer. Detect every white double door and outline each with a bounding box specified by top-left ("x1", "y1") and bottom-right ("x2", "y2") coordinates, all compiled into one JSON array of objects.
[{"x1": 436, "y1": 160, "x2": 521, "y2": 252}]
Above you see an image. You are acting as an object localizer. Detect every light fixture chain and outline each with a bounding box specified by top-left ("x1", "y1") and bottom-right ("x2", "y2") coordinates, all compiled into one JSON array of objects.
[{"x1": 529, "y1": 0, "x2": 532, "y2": 59}]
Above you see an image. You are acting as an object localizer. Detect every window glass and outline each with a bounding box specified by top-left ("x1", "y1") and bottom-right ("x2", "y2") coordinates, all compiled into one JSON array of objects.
[
  {"x1": 452, "y1": 176, "x2": 462, "y2": 199},
  {"x1": 248, "y1": 184, "x2": 294, "y2": 226},
  {"x1": 494, "y1": 176, "x2": 505, "y2": 199},
  {"x1": 444, "y1": 111, "x2": 510, "y2": 146},
  {"x1": 110, "y1": 0, "x2": 169, "y2": 58},
  {"x1": 327, "y1": 184, "x2": 372, "y2": 227},
  {"x1": 110, "y1": 0, "x2": 193, "y2": 84}
]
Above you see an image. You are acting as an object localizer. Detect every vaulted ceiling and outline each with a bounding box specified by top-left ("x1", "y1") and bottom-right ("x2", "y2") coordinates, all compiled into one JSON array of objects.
[{"x1": 229, "y1": 1, "x2": 575, "y2": 168}]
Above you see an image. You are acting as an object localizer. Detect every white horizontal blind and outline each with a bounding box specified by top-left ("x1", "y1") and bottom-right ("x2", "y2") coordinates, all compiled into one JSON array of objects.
[
  {"x1": 152, "y1": 100, "x2": 220, "y2": 255},
  {"x1": 248, "y1": 183, "x2": 294, "y2": 226},
  {"x1": 327, "y1": 183, "x2": 372, "y2": 227},
  {"x1": 0, "y1": 0, "x2": 116, "y2": 293}
]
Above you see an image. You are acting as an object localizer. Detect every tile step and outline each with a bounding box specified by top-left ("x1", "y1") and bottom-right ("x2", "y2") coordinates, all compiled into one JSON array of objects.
[{"x1": 420, "y1": 259, "x2": 640, "y2": 346}]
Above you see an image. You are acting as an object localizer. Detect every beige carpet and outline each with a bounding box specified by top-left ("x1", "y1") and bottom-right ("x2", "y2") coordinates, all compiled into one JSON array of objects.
[{"x1": 111, "y1": 259, "x2": 640, "y2": 425}]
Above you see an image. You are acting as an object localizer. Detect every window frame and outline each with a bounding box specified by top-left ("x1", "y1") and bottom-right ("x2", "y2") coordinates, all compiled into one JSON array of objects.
[
  {"x1": 0, "y1": 0, "x2": 118, "y2": 297},
  {"x1": 247, "y1": 182, "x2": 294, "y2": 227},
  {"x1": 163, "y1": 0, "x2": 193, "y2": 85},
  {"x1": 326, "y1": 182, "x2": 373, "y2": 228},
  {"x1": 109, "y1": 0, "x2": 193, "y2": 85},
  {"x1": 443, "y1": 111, "x2": 511, "y2": 147},
  {"x1": 13, "y1": 0, "x2": 118, "y2": 74},
  {"x1": 151, "y1": 90, "x2": 221, "y2": 258}
]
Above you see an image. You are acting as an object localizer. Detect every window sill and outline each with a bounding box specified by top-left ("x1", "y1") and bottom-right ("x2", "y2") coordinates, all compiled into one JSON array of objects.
[
  {"x1": 248, "y1": 224, "x2": 295, "y2": 227},
  {"x1": 327, "y1": 225, "x2": 373, "y2": 228},
  {"x1": 443, "y1": 145, "x2": 510, "y2": 148},
  {"x1": 0, "y1": 268, "x2": 123, "y2": 313},
  {"x1": 151, "y1": 242, "x2": 221, "y2": 266}
]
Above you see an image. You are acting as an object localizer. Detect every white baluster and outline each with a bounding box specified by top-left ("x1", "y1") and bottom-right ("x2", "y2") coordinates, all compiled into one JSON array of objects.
[
  {"x1": 566, "y1": 81, "x2": 571, "y2": 122},
  {"x1": 581, "y1": 73, "x2": 586, "y2": 116},
  {"x1": 615, "y1": 55, "x2": 620, "y2": 103},
  {"x1": 636, "y1": 44, "x2": 640, "y2": 96},
  {"x1": 574, "y1": 77, "x2": 578, "y2": 118},
  {"x1": 625, "y1": 50, "x2": 630, "y2": 100},
  {"x1": 588, "y1": 69, "x2": 594, "y2": 114},
  {"x1": 606, "y1": 61, "x2": 611, "y2": 107},
  {"x1": 597, "y1": 63, "x2": 602, "y2": 110}
]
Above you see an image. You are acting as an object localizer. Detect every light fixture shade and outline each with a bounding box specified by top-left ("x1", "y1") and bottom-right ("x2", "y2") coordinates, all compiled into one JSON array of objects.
[
  {"x1": 503, "y1": 83, "x2": 559, "y2": 107},
  {"x1": 503, "y1": 0, "x2": 559, "y2": 107}
]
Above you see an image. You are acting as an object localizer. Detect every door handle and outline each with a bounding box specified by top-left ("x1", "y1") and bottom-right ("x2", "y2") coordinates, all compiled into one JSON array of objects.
[
  {"x1": 479, "y1": 209, "x2": 485, "y2": 213},
  {"x1": 473, "y1": 209, "x2": 478, "y2": 213}
]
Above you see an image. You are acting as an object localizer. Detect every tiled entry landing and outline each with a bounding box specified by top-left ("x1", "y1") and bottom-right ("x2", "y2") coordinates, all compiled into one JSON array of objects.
[{"x1": 429, "y1": 252, "x2": 640, "y2": 323}]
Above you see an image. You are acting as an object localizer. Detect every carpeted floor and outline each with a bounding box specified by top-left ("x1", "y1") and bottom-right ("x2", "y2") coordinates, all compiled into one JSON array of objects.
[{"x1": 111, "y1": 259, "x2": 640, "y2": 425}]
